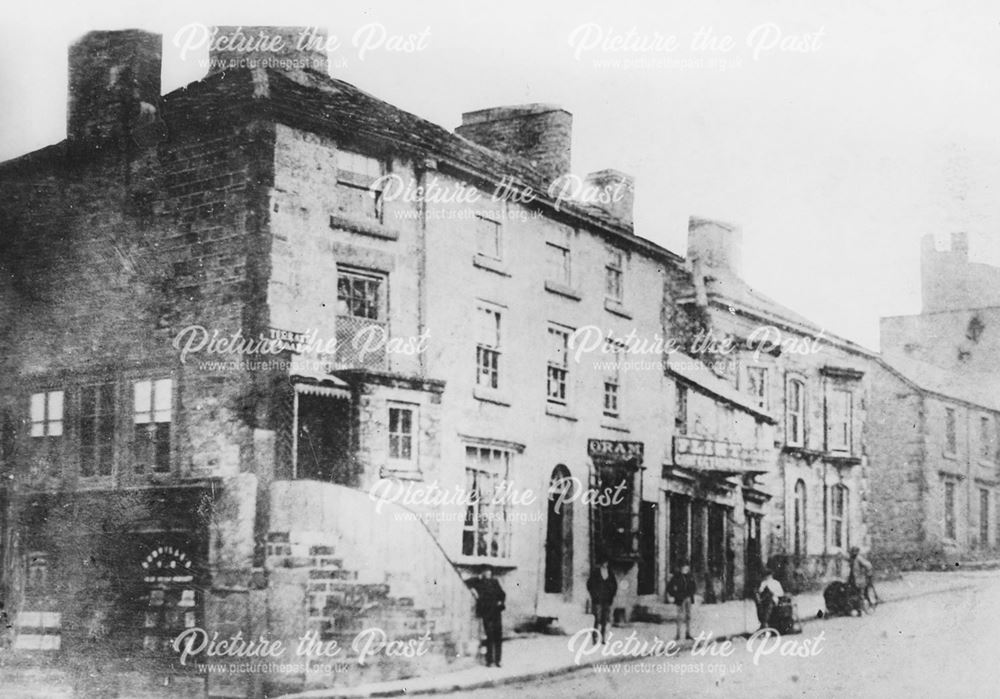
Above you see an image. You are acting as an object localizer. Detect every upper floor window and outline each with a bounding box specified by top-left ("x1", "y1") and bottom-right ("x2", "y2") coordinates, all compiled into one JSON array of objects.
[
  {"x1": 674, "y1": 385, "x2": 688, "y2": 435},
  {"x1": 546, "y1": 326, "x2": 570, "y2": 404},
  {"x1": 337, "y1": 268, "x2": 385, "y2": 322},
  {"x1": 134, "y1": 379, "x2": 172, "y2": 473},
  {"x1": 475, "y1": 304, "x2": 502, "y2": 390},
  {"x1": 545, "y1": 229, "x2": 572, "y2": 287},
  {"x1": 945, "y1": 406, "x2": 958, "y2": 455},
  {"x1": 80, "y1": 383, "x2": 115, "y2": 478},
  {"x1": 475, "y1": 215, "x2": 502, "y2": 261},
  {"x1": 388, "y1": 404, "x2": 417, "y2": 469},
  {"x1": 462, "y1": 445, "x2": 513, "y2": 560},
  {"x1": 745, "y1": 366, "x2": 769, "y2": 410},
  {"x1": 30, "y1": 390, "x2": 63, "y2": 476},
  {"x1": 30, "y1": 391, "x2": 64, "y2": 438},
  {"x1": 603, "y1": 341, "x2": 624, "y2": 417},
  {"x1": 827, "y1": 389, "x2": 852, "y2": 453},
  {"x1": 980, "y1": 415, "x2": 992, "y2": 461},
  {"x1": 786, "y1": 378, "x2": 805, "y2": 446},
  {"x1": 336, "y1": 150, "x2": 384, "y2": 221},
  {"x1": 605, "y1": 249, "x2": 624, "y2": 302}
]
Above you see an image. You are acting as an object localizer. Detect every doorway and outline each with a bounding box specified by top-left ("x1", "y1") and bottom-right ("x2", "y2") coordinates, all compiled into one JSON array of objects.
[
  {"x1": 544, "y1": 465, "x2": 574, "y2": 597},
  {"x1": 294, "y1": 391, "x2": 352, "y2": 484}
]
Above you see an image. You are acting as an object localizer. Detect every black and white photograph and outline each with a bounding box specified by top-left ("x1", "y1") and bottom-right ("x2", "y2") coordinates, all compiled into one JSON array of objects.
[{"x1": 1, "y1": 2, "x2": 999, "y2": 697}]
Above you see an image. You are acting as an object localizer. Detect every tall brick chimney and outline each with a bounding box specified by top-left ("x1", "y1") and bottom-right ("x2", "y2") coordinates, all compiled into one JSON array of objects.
[
  {"x1": 67, "y1": 30, "x2": 162, "y2": 144},
  {"x1": 584, "y1": 169, "x2": 634, "y2": 225},
  {"x1": 687, "y1": 216, "x2": 743, "y2": 278},
  {"x1": 207, "y1": 26, "x2": 329, "y2": 75},
  {"x1": 456, "y1": 104, "x2": 572, "y2": 184}
]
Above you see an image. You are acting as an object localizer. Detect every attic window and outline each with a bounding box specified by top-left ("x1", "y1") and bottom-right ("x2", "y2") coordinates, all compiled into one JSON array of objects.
[{"x1": 337, "y1": 150, "x2": 385, "y2": 222}]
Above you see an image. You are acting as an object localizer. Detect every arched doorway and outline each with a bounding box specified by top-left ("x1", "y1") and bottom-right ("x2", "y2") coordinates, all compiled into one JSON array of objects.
[{"x1": 544, "y1": 465, "x2": 574, "y2": 596}]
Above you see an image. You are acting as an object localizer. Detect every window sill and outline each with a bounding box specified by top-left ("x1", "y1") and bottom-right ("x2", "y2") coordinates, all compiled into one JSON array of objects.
[
  {"x1": 604, "y1": 298, "x2": 633, "y2": 319},
  {"x1": 601, "y1": 416, "x2": 630, "y2": 432},
  {"x1": 544, "y1": 280, "x2": 582, "y2": 301},
  {"x1": 546, "y1": 402, "x2": 578, "y2": 421},
  {"x1": 454, "y1": 556, "x2": 517, "y2": 569},
  {"x1": 473, "y1": 254, "x2": 510, "y2": 277},
  {"x1": 379, "y1": 466, "x2": 424, "y2": 481},
  {"x1": 330, "y1": 214, "x2": 400, "y2": 241},
  {"x1": 474, "y1": 386, "x2": 511, "y2": 406},
  {"x1": 942, "y1": 450, "x2": 958, "y2": 461}
]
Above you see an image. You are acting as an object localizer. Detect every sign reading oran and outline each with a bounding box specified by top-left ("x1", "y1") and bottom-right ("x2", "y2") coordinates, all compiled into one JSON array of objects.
[
  {"x1": 587, "y1": 439, "x2": 644, "y2": 461},
  {"x1": 673, "y1": 435, "x2": 769, "y2": 473}
]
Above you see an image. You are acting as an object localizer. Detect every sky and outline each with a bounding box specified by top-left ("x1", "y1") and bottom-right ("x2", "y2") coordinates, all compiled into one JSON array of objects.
[{"x1": 2, "y1": 0, "x2": 999, "y2": 349}]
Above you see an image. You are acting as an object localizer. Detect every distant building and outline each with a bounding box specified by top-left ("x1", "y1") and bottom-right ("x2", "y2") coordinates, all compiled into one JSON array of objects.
[
  {"x1": 681, "y1": 217, "x2": 875, "y2": 590},
  {"x1": 870, "y1": 233, "x2": 1000, "y2": 567}
]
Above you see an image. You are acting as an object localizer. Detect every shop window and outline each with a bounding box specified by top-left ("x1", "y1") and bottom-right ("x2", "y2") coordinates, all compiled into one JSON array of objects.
[
  {"x1": 462, "y1": 445, "x2": 513, "y2": 560},
  {"x1": 134, "y1": 379, "x2": 172, "y2": 473},
  {"x1": 141, "y1": 545, "x2": 198, "y2": 652}
]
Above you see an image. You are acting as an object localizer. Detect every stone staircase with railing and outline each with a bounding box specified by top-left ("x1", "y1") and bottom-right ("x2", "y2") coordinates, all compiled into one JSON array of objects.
[{"x1": 264, "y1": 480, "x2": 478, "y2": 695}]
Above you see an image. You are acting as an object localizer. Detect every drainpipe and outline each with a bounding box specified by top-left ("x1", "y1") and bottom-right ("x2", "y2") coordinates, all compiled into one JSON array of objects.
[{"x1": 416, "y1": 158, "x2": 432, "y2": 376}]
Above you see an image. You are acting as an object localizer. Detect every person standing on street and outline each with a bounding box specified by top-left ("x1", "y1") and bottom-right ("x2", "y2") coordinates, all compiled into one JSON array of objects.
[
  {"x1": 848, "y1": 546, "x2": 878, "y2": 607},
  {"x1": 587, "y1": 559, "x2": 617, "y2": 644},
  {"x1": 756, "y1": 568, "x2": 785, "y2": 630},
  {"x1": 666, "y1": 563, "x2": 697, "y2": 641},
  {"x1": 468, "y1": 566, "x2": 506, "y2": 667}
]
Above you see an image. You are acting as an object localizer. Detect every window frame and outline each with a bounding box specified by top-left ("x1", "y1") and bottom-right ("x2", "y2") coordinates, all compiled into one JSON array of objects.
[
  {"x1": 545, "y1": 229, "x2": 572, "y2": 287},
  {"x1": 944, "y1": 480, "x2": 957, "y2": 541},
  {"x1": 132, "y1": 378, "x2": 174, "y2": 474},
  {"x1": 336, "y1": 149, "x2": 386, "y2": 222},
  {"x1": 79, "y1": 382, "x2": 116, "y2": 479},
  {"x1": 602, "y1": 340, "x2": 624, "y2": 418},
  {"x1": 786, "y1": 377, "x2": 806, "y2": 447},
  {"x1": 387, "y1": 402, "x2": 418, "y2": 471},
  {"x1": 793, "y1": 479, "x2": 807, "y2": 557},
  {"x1": 944, "y1": 406, "x2": 958, "y2": 456},
  {"x1": 461, "y1": 444, "x2": 514, "y2": 561},
  {"x1": 826, "y1": 388, "x2": 852, "y2": 454},
  {"x1": 475, "y1": 304, "x2": 502, "y2": 391},
  {"x1": 475, "y1": 214, "x2": 503, "y2": 261},
  {"x1": 546, "y1": 325, "x2": 571, "y2": 406},
  {"x1": 336, "y1": 267, "x2": 387, "y2": 323},
  {"x1": 829, "y1": 483, "x2": 848, "y2": 551},
  {"x1": 605, "y1": 248, "x2": 624, "y2": 303},
  {"x1": 745, "y1": 365, "x2": 769, "y2": 411},
  {"x1": 979, "y1": 415, "x2": 992, "y2": 463}
]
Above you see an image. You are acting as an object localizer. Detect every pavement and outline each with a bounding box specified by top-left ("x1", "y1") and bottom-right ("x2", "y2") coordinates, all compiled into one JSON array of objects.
[{"x1": 278, "y1": 571, "x2": 979, "y2": 699}]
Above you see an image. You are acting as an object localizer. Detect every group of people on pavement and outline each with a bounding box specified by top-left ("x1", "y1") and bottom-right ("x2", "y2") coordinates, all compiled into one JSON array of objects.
[{"x1": 467, "y1": 546, "x2": 879, "y2": 666}]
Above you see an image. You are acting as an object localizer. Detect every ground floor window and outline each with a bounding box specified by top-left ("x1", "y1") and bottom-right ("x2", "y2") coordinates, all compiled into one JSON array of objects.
[
  {"x1": 944, "y1": 481, "x2": 957, "y2": 540},
  {"x1": 462, "y1": 446, "x2": 513, "y2": 559},
  {"x1": 830, "y1": 484, "x2": 848, "y2": 550}
]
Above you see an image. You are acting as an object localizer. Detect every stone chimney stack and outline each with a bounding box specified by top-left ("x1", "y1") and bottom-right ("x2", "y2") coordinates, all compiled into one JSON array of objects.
[
  {"x1": 687, "y1": 216, "x2": 743, "y2": 278},
  {"x1": 584, "y1": 169, "x2": 635, "y2": 226},
  {"x1": 67, "y1": 30, "x2": 162, "y2": 144},
  {"x1": 207, "y1": 26, "x2": 329, "y2": 76},
  {"x1": 456, "y1": 104, "x2": 572, "y2": 184}
]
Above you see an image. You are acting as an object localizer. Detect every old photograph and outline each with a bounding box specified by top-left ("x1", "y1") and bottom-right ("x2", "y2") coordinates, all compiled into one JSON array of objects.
[{"x1": 1, "y1": 2, "x2": 999, "y2": 697}]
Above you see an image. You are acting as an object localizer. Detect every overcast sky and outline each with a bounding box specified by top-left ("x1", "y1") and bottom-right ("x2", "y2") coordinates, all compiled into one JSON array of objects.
[{"x1": 2, "y1": 0, "x2": 999, "y2": 348}]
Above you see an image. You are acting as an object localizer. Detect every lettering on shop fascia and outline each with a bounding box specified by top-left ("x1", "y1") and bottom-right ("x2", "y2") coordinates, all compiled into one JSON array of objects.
[
  {"x1": 672, "y1": 435, "x2": 768, "y2": 471},
  {"x1": 587, "y1": 439, "x2": 643, "y2": 462}
]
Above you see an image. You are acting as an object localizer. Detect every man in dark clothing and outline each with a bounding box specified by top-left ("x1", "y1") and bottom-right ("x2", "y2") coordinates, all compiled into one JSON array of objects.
[
  {"x1": 665, "y1": 563, "x2": 697, "y2": 641},
  {"x1": 847, "y1": 546, "x2": 878, "y2": 607},
  {"x1": 586, "y1": 560, "x2": 617, "y2": 644},
  {"x1": 468, "y1": 566, "x2": 506, "y2": 667}
]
